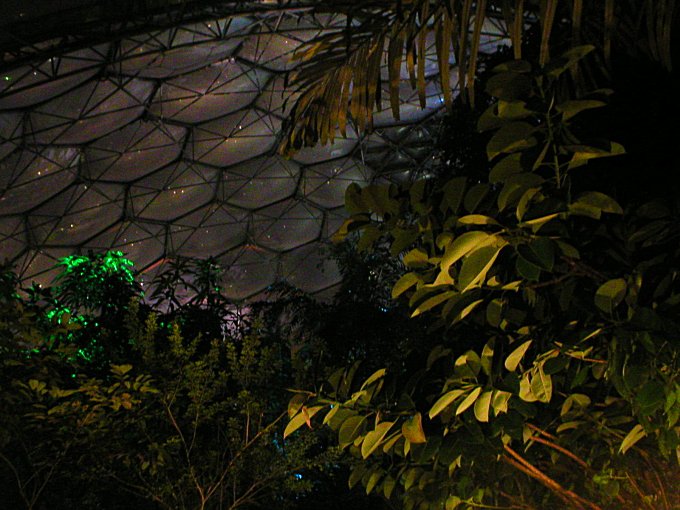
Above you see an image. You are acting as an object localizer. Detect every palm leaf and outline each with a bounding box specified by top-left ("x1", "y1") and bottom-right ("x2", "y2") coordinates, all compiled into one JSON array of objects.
[{"x1": 278, "y1": 0, "x2": 676, "y2": 156}]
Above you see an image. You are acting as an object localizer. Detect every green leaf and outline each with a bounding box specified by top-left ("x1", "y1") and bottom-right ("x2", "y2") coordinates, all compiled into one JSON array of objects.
[
  {"x1": 362, "y1": 421, "x2": 394, "y2": 458},
  {"x1": 457, "y1": 214, "x2": 500, "y2": 226},
  {"x1": 357, "y1": 225, "x2": 381, "y2": 252},
  {"x1": 288, "y1": 393, "x2": 307, "y2": 418},
  {"x1": 382, "y1": 475, "x2": 396, "y2": 498},
  {"x1": 473, "y1": 390, "x2": 493, "y2": 422},
  {"x1": 345, "y1": 183, "x2": 367, "y2": 214},
  {"x1": 429, "y1": 389, "x2": 466, "y2": 419},
  {"x1": 362, "y1": 184, "x2": 398, "y2": 216},
  {"x1": 402, "y1": 412, "x2": 427, "y2": 443},
  {"x1": 498, "y1": 173, "x2": 544, "y2": 211},
  {"x1": 619, "y1": 424, "x2": 646, "y2": 454},
  {"x1": 455, "y1": 351, "x2": 482, "y2": 378},
  {"x1": 458, "y1": 245, "x2": 505, "y2": 292},
  {"x1": 556, "y1": 420, "x2": 584, "y2": 433},
  {"x1": 339, "y1": 415, "x2": 367, "y2": 447},
  {"x1": 403, "y1": 248, "x2": 431, "y2": 269},
  {"x1": 594, "y1": 278, "x2": 627, "y2": 314},
  {"x1": 518, "y1": 238, "x2": 555, "y2": 271},
  {"x1": 450, "y1": 299, "x2": 485, "y2": 324},
  {"x1": 520, "y1": 213, "x2": 560, "y2": 233},
  {"x1": 284, "y1": 406, "x2": 324, "y2": 438},
  {"x1": 498, "y1": 99, "x2": 533, "y2": 120},
  {"x1": 392, "y1": 272, "x2": 421, "y2": 299},
  {"x1": 515, "y1": 254, "x2": 541, "y2": 281},
  {"x1": 505, "y1": 340, "x2": 532, "y2": 372},
  {"x1": 636, "y1": 380, "x2": 665, "y2": 416},
  {"x1": 489, "y1": 153, "x2": 523, "y2": 184},
  {"x1": 324, "y1": 406, "x2": 356, "y2": 431},
  {"x1": 484, "y1": 72, "x2": 532, "y2": 102},
  {"x1": 404, "y1": 467, "x2": 423, "y2": 491},
  {"x1": 446, "y1": 494, "x2": 463, "y2": 510},
  {"x1": 556, "y1": 99, "x2": 606, "y2": 121},
  {"x1": 456, "y1": 387, "x2": 482, "y2": 416},
  {"x1": 515, "y1": 187, "x2": 540, "y2": 221},
  {"x1": 575, "y1": 191, "x2": 623, "y2": 215},
  {"x1": 390, "y1": 228, "x2": 419, "y2": 256},
  {"x1": 545, "y1": 45, "x2": 595, "y2": 77},
  {"x1": 348, "y1": 464, "x2": 366, "y2": 489},
  {"x1": 463, "y1": 183, "x2": 489, "y2": 213},
  {"x1": 441, "y1": 231, "x2": 491, "y2": 272},
  {"x1": 561, "y1": 393, "x2": 591, "y2": 416},
  {"x1": 531, "y1": 365, "x2": 553, "y2": 402},
  {"x1": 481, "y1": 340, "x2": 495, "y2": 377},
  {"x1": 411, "y1": 290, "x2": 458, "y2": 318},
  {"x1": 442, "y1": 177, "x2": 467, "y2": 213},
  {"x1": 519, "y1": 373, "x2": 537, "y2": 402},
  {"x1": 365, "y1": 468, "x2": 383, "y2": 494},
  {"x1": 487, "y1": 122, "x2": 537, "y2": 160},
  {"x1": 360, "y1": 369, "x2": 387, "y2": 390},
  {"x1": 492, "y1": 390, "x2": 512, "y2": 415},
  {"x1": 567, "y1": 143, "x2": 625, "y2": 169},
  {"x1": 111, "y1": 364, "x2": 133, "y2": 376},
  {"x1": 381, "y1": 432, "x2": 403, "y2": 454},
  {"x1": 486, "y1": 298, "x2": 504, "y2": 327}
]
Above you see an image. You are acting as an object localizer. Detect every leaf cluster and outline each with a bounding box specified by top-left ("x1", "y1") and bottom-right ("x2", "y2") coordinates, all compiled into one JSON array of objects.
[{"x1": 285, "y1": 49, "x2": 680, "y2": 510}]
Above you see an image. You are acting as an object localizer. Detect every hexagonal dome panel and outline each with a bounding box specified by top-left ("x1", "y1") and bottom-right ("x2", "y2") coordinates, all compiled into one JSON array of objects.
[{"x1": 0, "y1": 2, "x2": 508, "y2": 299}]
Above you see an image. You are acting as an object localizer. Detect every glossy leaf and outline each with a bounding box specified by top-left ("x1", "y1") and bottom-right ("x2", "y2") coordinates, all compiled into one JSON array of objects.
[
  {"x1": 284, "y1": 405, "x2": 324, "y2": 439},
  {"x1": 429, "y1": 389, "x2": 466, "y2": 419},
  {"x1": 458, "y1": 245, "x2": 505, "y2": 292},
  {"x1": 402, "y1": 412, "x2": 427, "y2": 443},
  {"x1": 456, "y1": 387, "x2": 482, "y2": 416},
  {"x1": 339, "y1": 415, "x2": 367, "y2": 447},
  {"x1": 595, "y1": 278, "x2": 627, "y2": 314},
  {"x1": 392, "y1": 272, "x2": 421, "y2": 299},
  {"x1": 473, "y1": 390, "x2": 493, "y2": 422},
  {"x1": 619, "y1": 424, "x2": 646, "y2": 454},
  {"x1": 505, "y1": 340, "x2": 532, "y2": 371},
  {"x1": 362, "y1": 421, "x2": 394, "y2": 459}
]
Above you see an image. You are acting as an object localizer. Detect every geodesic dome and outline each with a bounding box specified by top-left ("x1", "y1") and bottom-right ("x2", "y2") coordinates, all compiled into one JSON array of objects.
[{"x1": 0, "y1": 1, "x2": 507, "y2": 300}]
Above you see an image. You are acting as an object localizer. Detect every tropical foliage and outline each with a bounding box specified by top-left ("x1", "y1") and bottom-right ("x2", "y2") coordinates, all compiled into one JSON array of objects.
[
  {"x1": 284, "y1": 47, "x2": 680, "y2": 509},
  {"x1": 0, "y1": 258, "x2": 338, "y2": 510},
  {"x1": 280, "y1": 0, "x2": 675, "y2": 155}
]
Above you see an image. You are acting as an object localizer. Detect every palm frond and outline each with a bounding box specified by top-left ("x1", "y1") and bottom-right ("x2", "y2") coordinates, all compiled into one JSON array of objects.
[{"x1": 278, "y1": 0, "x2": 676, "y2": 156}]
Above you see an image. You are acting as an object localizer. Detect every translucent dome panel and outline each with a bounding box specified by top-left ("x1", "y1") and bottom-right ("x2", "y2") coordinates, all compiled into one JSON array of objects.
[
  {"x1": 0, "y1": 47, "x2": 109, "y2": 109},
  {"x1": 302, "y1": 159, "x2": 371, "y2": 209},
  {"x1": 27, "y1": 78, "x2": 153, "y2": 144},
  {"x1": 28, "y1": 183, "x2": 125, "y2": 245},
  {"x1": 0, "y1": 147, "x2": 80, "y2": 214},
  {"x1": 250, "y1": 199, "x2": 324, "y2": 252},
  {"x1": 220, "y1": 156, "x2": 299, "y2": 209},
  {"x1": 170, "y1": 204, "x2": 249, "y2": 257},
  {"x1": 150, "y1": 61, "x2": 271, "y2": 123},
  {"x1": 0, "y1": 5, "x2": 511, "y2": 299},
  {"x1": 0, "y1": 113, "x2": 23, "y2": 160},
  {"x1": 281, "y1": 243, "x2": 342, "y2": 294},
  {"x1": 84, "y1": 120, "x2": 187, "y2": 181},
  {"x1": 188, "y1": 108, "x2": 281, "y2": 166},
  {"x1": 129, "y1": 162, "x2": 218, "y2": 221},
  {"x1": 218, "y1": 245, "x2": 279, "y2": 301}
]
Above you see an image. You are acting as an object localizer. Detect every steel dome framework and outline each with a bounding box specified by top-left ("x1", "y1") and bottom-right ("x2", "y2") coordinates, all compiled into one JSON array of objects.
[{"x1": 0, "y1": 1, "x2": 507, "y2": 300}]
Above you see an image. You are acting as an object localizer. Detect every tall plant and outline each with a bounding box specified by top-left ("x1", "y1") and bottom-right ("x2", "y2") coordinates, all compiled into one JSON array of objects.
[{"x1": 285, "y1": 48, "x2": 680, "y2": 509}]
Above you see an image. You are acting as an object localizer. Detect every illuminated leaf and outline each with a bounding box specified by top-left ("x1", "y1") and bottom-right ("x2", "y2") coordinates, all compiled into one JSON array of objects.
[
  {"x1": 361, "y1": 421, "x2": 394, "y2": 458},
  {"x1": 456, "y1": 387, "x2": 482, "y2": 416},
  {"x1": 505, "y1": 340, "x2": 532, "y2": 371},
  {"x1": 401, "y1": 412, "x2": 426, "y2": 443},
  {"x1": 619, "y1": 424, "x2": 646, "y2": 454}
]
